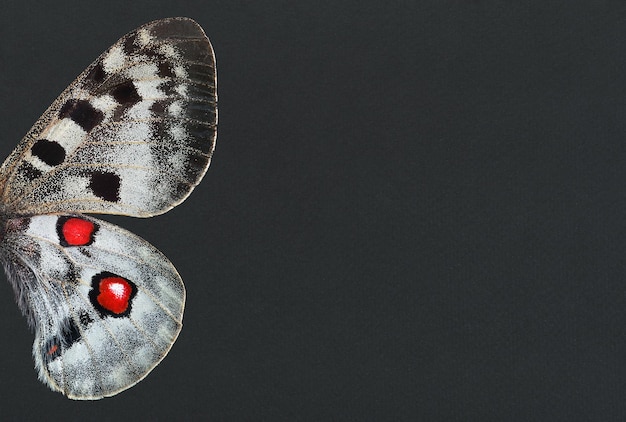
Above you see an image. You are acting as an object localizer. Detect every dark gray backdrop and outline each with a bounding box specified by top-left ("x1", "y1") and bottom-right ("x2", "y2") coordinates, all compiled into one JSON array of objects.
[{"x1": 1, "y1": 1, "x2": 626, "y2": 420}]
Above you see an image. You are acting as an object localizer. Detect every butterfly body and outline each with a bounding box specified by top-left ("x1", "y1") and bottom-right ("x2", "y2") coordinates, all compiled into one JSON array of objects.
[{"x1": 0, "y1": 18, "x2": 217, "y2": 399}]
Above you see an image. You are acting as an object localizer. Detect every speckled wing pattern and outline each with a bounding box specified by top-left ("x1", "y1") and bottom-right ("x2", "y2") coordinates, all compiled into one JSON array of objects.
[
  {"x1": 4, "y1": 214, "x2": 185, "y2": 399},
  {"x1": 0, "y1": 17, "x2": 217, "y2": 217},
  {"x1": 0, "y1": 18, "x2": 217, "y2": 399}
]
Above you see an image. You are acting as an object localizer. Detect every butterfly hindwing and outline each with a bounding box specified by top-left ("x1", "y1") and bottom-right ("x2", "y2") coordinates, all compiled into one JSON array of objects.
[
  {"x1": 0, "y1": 17, "x2": 217, "y2": 218},
  {"x1": 2, "y1": 214, "x2": 184, "y2": 399}
]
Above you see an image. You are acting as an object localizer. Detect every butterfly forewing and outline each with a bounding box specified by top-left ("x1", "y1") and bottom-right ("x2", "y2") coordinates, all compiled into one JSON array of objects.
[
  {"x1": 0, "y1": 17, "x2": 217, "y2": 218},
  {"x1": 0, "y1": 18, "x2": 217, "y2": 399}
]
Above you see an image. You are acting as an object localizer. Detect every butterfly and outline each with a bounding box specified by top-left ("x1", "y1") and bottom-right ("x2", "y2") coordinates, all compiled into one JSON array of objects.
[{"x1": 0, "y1": 18, "x2": 217, "y2": 399}]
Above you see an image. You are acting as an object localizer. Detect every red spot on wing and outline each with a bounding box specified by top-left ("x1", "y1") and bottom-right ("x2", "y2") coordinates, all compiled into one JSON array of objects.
[
  {"x1": 47, "y1": 344, "x2": 59, "y2": 355},
  {"x1": 61, "y1": 217, "x2": 95, "y2": 246},
  {"x1": 96, "y1": 277, "x2": 134, "y2": 314}
]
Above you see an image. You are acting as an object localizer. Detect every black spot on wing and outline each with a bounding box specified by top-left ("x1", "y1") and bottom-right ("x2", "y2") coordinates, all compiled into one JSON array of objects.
[
  {"x1": 157, "y1": 80, "x2": 177, "y2": 96},
  {"x1": 59, "y1": 99, "x2": 104, "y2": 132},
  {"x1": 78, "y1": 310, "x2": 94, "y2": 327},
  {"x1": 112, "y1": 80, "x2": 141, "y2": 106},
  {"x1": 17, "y1": 161, "x2": 43, "y2": 181},
  {"x1": 43, "y1": 318, "x2": 82, "y2": 362},
  {"x1": 111, "y1": 81, "x2": 142, "y2": 121},
  {"x1": 65, "y1": 265, "x2": 80, "y2": 286},
  {"x1": 31, "y1": 139, "x2": 66, "y2": 166},
  {"x1": 86, "y1": 62, "x2": 106, "y2": 84},
  {"x1": 88, "y1": 171, "x2": 121, "y2": 202},
  {"x1": 62, "y1": 319, "x2": 82, "y2": 345},
  {"x1": 157, "y1": 61, "x2": 174, "y2": 78},
  {"x1": 121, "y1": 34, "x2": 138, "y2": 56},
  {"x1": 149, "y1": 100, "x2": 168, "y2": 115}
]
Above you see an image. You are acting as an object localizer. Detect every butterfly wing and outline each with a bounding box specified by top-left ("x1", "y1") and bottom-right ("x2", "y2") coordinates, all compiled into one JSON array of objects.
[
  {"x1": 1, "y1": 214, "x2": 184, "y2": 399},
  {"x1": 0, "y1": 17, "x2": 217, "y2": 218},
  {"x1": 0, "y1": 18, "x2": 216, "y2": 399}
]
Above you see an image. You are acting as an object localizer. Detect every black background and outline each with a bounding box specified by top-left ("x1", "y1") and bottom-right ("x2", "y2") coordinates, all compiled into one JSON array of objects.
[{"x1": 1, "y1": 1, "x2": 626, "y2": 420}]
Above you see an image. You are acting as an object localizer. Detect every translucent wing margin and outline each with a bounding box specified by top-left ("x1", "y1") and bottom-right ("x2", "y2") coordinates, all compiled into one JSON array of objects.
[
  {"x1": 0, "y1": 214, "x2": 185, "y2": 399},
  {"x1": 0, "y1": 17, "x2": 217, "y2": 217}
]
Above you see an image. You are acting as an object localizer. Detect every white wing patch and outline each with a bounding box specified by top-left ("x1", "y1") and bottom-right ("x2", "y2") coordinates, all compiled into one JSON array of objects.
[{"x1": 102, "y1": 45, "x2": 127, "y2": 74}]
